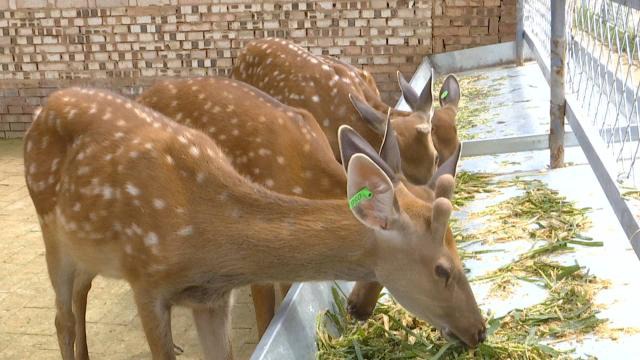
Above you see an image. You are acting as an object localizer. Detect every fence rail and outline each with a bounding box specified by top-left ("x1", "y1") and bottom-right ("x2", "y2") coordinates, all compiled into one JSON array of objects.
[{"x1": 519, "y1": 0, "x2": 640, "y2": 258}]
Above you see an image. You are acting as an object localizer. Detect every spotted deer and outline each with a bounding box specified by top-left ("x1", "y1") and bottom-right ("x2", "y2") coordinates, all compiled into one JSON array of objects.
[
  {"x1": 136, "y1": 77, "x2": 445, "y2": 336},
  {"x1": 345, "y1": 73, "x2": 465, "y2": 320},
  {"x1": 232, "y1": 38, "x2": 439, "y2": 185},
  {"x1": 137, "y1": 77, "x2": 345, "y2": 337},
  {"x1": 25, "y1": 88, "x2": 485, "y2": 359}
]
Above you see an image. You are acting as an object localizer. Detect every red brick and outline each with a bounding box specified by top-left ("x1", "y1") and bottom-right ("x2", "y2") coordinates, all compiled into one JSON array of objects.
[
  {"x1": 470, "y1": 26, "x2": 488, "y2": 35},
  {"x1": 434, "y1": 37, "x2": 445, "y2": 53},
  {"x1": 433, "y1": 17, "x2": 451, "y2": 27},
  {"x1": 433, "y1": 26, "x2": 470, "y2": 36},
  {"x1": 8, "y1": 106, "x2": 23, "y2": 114},
  {"x1": 499, "y1": 22, "x2": 516, "y2": 34},
  {"x1": 489, "y1": 17, "x2": 499, "y2": 34}
]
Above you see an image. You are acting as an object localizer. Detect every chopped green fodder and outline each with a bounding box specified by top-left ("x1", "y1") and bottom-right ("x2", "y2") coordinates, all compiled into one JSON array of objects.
[
  {"x1": 471, "y1": 179, "x2": 592, "y2": 244},
  {"x1": 622, "y1": 189, "x2": 640, "y2": 201},
  {"x1": 453, "y1": 171, "x2": 496, "y2": 208},
  {"x1": 316, "y1": 179, "x2": 623, "y2": 359}
]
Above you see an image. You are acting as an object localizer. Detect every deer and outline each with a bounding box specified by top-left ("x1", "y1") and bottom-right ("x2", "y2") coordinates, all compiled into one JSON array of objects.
[
  {"x1": 358, "y1": 71, "x2": 462, "y2": 170},
  {"x1": 343, "y1": 73, "x2": 463, "y2": 322},
  {"x1": 231, "y1": 38, "x2": 460, "y2": 185},
  {"x1": 25, "y1": 87, "x2": 485, "y2": 360},
  {"x1": 136, "y1": 77, "x2": 447, "y2": 336}
]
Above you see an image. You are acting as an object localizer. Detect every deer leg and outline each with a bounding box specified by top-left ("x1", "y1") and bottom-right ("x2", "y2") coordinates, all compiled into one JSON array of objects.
[
  {"x1": 44, "y1": 243, "x2": 77, "y2": 360},
  {"x1": 347, "y1": 281, "x2": 384, "y2": 321},
  {"x1": 133, "y1": 288, "x2": 175, "y2": 360},
  {"x1": 250, "y1": 284, "x2": 275, "y2": 338},
  {"x1": 73, "y1": 270, "x2": 95, "y2": 360},
  {"x1": 192, "y1": 294, "x2": 233, "y2": 360}
]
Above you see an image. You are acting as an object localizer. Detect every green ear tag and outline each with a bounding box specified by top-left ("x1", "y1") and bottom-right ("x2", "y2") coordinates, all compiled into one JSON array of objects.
[
  {"x1": 440, "y1": 90, "x2": 449, "y2": 100},
  {"x1": 349, "y1": 187, "x2": 374, "y2": 209}
]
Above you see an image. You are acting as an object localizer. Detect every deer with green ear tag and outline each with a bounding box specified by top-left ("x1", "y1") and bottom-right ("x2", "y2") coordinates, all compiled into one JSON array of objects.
[
  {"x1": 137, "y1": 77, "x2": 444, "y2": 338},
  {"x1": 349, "y1": 70, "x2": 438, "y2": 185},
  {"x1": 352, "y1": 71, "x2": 463, "y2": 173},
  {"x1": 346, "y1": 118, "x2": 467, "y2": 325},
  {"x1": 338, "y1": 125, "x2": 484, "y2": 347}
]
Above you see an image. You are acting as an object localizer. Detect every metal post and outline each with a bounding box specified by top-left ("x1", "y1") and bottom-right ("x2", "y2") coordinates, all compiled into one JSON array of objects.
[
  {"x1": 516, "y1": 0, "x2": 524, "y2": 66},
  {"x1": 549, "y1": 0, "x2": 566, "y2": 169}
]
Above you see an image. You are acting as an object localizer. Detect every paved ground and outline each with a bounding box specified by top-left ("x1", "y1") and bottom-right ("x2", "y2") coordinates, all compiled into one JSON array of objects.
[{"x1": 0, "y1": 139, "x2": 258, "y2": 359}]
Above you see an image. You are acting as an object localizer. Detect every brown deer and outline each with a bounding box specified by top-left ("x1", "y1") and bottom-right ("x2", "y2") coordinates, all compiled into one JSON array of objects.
[
  {"x1": 354, "y1": 70, "x2": 462, "y2": 170},
  {"x1": 136, "y1": 77, "x2": 443, "y2": 336},
  {"x1": 232, "y1": 38, "x2": 439, "y2": 185},
  {"x1": 345, "y1": 74, "x2": 464, "y2": 320},
  {"x1": 25, "y1": 88, "x2": 484, "y2": 360}
]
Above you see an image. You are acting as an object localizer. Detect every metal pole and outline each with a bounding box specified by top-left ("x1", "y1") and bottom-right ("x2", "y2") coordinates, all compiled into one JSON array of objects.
[
  {"x1": 516, "y1": 0, "x2": 524, "y2": 66},
  {"x1": 549, "y1": 0, "x2": 566, "y2": 169}
]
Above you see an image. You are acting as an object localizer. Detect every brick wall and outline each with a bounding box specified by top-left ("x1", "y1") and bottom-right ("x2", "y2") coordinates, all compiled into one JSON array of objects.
[
  {"x1": 432, "y1": 0, "x2": 516, "y2": 53},
  {"x1": 0, "y1": 0, "x2": 514, "y2": 139}
]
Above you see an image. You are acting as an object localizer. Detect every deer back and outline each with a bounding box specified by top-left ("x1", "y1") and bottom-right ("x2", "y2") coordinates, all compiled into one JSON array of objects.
[
  {"x1": 137, "y1": 78, "x2": 346, "y2": 200},
  {"x1": 231, "y1": 38, "x2": 388, "y2": 162}
]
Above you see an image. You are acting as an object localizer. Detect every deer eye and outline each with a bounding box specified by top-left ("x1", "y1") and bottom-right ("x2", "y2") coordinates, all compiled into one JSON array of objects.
[{"x1": 435, "y1": 263, "x2": 451, "y2": 286}]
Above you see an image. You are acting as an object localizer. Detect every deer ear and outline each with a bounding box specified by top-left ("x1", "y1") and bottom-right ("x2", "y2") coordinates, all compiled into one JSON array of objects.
[
  {"x1": 349, "y1": 94, "x2": 386, "y2": 134},
  {"x1": 439, "y1": 74, "x2": 461, "y2": 108},
  {"x1": 378, "y1": 109, "x2": 402, "y2": 175},
  {"x1": 397, "y1": 71, "x2": 419, "y2": 111},
  {"x1": 347, "y1": 153, "x2": 398, "y2": 230},
  {"x1": 431, "y1": 197, "x2": 453, "y2": 246},
  {"x1": 427, "y1": 142, "x2": 462, "y2": 192},
  {"x1": 338, "y1": 125, "x2": 396, "y2": 182},
  {"x1": 399, "y1": 71, "x2": 433, "y2": 115}
]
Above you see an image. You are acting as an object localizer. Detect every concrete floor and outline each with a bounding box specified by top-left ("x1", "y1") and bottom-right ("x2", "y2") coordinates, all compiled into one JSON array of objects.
[{"x1": 0, "y1": 139, "x2": 258, "y2": 359}]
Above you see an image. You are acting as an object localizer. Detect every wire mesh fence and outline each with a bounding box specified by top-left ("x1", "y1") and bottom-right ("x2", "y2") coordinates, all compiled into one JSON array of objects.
[
  {"x1": 567, "y1": 0, "x2": 640, "y2": 187},
  {"x1": 524, "y1": 0, "x2": 552, "y2": 63},
  {"x1": 524, "y1": 0, "x2": 640, "y2": 187}
]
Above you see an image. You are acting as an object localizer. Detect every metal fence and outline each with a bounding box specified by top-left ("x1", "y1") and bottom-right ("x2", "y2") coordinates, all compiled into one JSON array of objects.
[{"x1": 518, "y1": 0, "x2": 640, "y2": 257}]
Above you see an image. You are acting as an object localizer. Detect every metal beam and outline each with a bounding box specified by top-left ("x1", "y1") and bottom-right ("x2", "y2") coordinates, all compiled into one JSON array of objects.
[
  {"x1": 461, "y1": 132, "x2": 578, "y2": 157},
  {"x1": 516, "y1": 0, "x2": 525, "y2": 66},
  {"x1": 524, "y1": 31, "x2": 550, "y2": 83},
  {"x1": 550, "y1": 0, "x2": 567, "y2": 168},
  {"x1": 461, "y1": 125, "x2": 640, "y2": 157},
  {"x1": 565, "y1": 94, "x2": 640, "y2": 259}
]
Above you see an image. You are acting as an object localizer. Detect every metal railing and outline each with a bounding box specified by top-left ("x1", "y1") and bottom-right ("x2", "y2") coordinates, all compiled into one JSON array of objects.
[{"x1": 518, "y1": 0, "x2": 640, "y2": 257}]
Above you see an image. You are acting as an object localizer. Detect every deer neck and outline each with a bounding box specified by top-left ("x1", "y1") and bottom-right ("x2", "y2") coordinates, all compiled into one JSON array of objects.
[{"x1": 190, "y1": 176, "x2": 378, "y2": 286}]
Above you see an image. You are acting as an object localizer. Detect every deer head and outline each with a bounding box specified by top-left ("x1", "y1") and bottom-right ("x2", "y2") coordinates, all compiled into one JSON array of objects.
[
  {"x1": 338, "y1": 125, "x2": 485, "y2": 347},
  {"x1": 349, "y1": 71, "x2": 437, "y2": 186}
]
